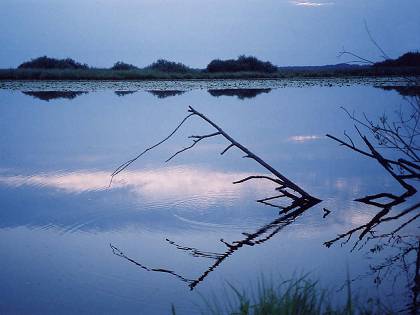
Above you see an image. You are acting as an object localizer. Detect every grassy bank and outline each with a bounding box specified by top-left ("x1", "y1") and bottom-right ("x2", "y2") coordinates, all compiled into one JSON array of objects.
[
  {"x1": 1, "y1": 67, "x2": 419, "y2": 81},
  {"x1": 173, "y1": 274, "x2": 396, "y2": 315}
]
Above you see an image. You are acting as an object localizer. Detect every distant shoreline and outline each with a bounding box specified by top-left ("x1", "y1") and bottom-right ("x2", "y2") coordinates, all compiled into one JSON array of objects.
[{"x1": 1, "y1": 67, "x2": 420, "y2": 81}]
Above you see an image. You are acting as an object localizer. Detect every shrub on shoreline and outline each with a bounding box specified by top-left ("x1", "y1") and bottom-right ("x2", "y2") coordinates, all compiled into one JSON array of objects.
[
  {"x1": 18, "y1": 56, "x2": 89, "y2": 70},
  {"x1": 110, "y1": 61, "x2": 139, "y2": 71},
  {"x1": 374, "y1": 51, "x2": 420, "y2": 68},
  {"x1": 206, "y1": 55, "x2": 277, "y2": 73},
  {"x1": 145, "y1": 59, "x2": 192, "y2": 73}
]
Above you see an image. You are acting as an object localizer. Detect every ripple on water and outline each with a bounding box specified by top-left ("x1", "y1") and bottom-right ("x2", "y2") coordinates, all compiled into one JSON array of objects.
[{"x1": 0, "y1": 166, "x2": 279, "y2": 234}]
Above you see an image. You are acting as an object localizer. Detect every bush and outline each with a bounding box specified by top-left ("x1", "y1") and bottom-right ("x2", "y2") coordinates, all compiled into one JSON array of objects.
[
  {"x1": 206, "y1": 55, "x2": 278, "y2": 73},
  {"x1": 145, "y1": 59, "x2": 191, "y2": 73},
  {"x1": 374, "y1": 51, "x2": 420, "y2": 68},
  {"x1": 110, "y1": 61, "x2": 139, "y2": 71},
  {"x1": 18, "y1": 56, "x2": 89, "y2": 69}
]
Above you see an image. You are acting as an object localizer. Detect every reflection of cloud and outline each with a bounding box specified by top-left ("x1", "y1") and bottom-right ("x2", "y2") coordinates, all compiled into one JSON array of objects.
[
  {"x1": 288, "y1": 135, "x2": 322, "y2": 142},
  {"x1": 0, "y1": 166, "x2": 275, "y2": 208},
  {"x1": 348, "y1": 211, "x2": 374, "y2": 226},
  {"x1": 291, "y1": 1, "x2": 334, "y2": 6}
]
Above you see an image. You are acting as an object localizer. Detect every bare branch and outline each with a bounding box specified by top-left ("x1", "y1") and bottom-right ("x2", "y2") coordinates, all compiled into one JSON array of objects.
[
  {"x1": 364, "y1": 20, "x2": 390, "y2": 60},
  {"x1": 220, "y1": 143, "x2": 235, "y2": 155},
  {"x1": 109, "y1": 113, "x2": 195, "y2": 185},
  {"x1": 232, "y1": 175, "x2": 283, "y2": 186},
  {"x1": 165, "y1": 132, "x2": 221, "y2": 162}
]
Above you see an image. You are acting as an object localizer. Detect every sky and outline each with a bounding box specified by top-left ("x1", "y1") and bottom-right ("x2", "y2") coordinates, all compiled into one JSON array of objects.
[{"x1": 0, "y1": 0, "x2": 419, "y2": 68}]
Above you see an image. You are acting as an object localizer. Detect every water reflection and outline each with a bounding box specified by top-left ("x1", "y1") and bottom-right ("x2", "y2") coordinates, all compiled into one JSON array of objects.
[
  {"x1": 288, "y1": 135, "x2": 323, "y2": 143},
  {"x1": 325, "y1": 92, "x2": 420, "y2": 313},
  {"x1": 207, "y1": 88, "x2": 271, "y2": 99},
  {"x1": 378, "y1": 85, "x2": 420, "y2": 97},
  {"x1": 1, "y1": 81, "x2": 419, "y2": 314},
  {"x1": 111, "y1": 195, "x2": 319, "y2": 290},
  {"x1": 115, "y1": 91, "x2": 137, "y2": 97},
  {"x1": 0, "y1": 167, "x2": 273, "y2": 206},
  {"x1": 22, "y1": 91, "x2": 88, "y2": 101}
]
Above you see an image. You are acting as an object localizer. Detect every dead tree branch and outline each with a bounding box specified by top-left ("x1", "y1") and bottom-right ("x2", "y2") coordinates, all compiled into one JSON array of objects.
[
  {"x1": 109, "y1": 113, "x2": 195, "y2": 186},
  {"x1": 111, "y1": 106, "x2": 320, "y2": 205}
]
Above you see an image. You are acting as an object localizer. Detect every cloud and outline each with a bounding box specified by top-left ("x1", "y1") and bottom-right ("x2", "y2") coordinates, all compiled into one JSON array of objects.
[{"x1": 291, "y1": 1, "x2": 334, "y2": 7}]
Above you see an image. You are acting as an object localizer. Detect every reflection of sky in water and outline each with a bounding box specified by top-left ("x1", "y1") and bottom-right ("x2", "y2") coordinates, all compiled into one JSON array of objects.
[{"x1": 0, "y1": 83, "x2": 417, "y2": 314}]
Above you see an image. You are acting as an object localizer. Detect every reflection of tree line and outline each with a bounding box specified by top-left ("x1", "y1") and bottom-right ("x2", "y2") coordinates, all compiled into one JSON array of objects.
[
  {"x1": 21, "y1": 88, "x2": 273, "y2": 101},
  {"x1": 110, "y1": 90, "x2": 419, "y2": 311},
  {"x1": 19, "y1": 83, "x2": 420, "y2": 102},
  {"x1": 379, "y1": 85, "x2": 420, "y2": 97},
  {"x1": 207, "y1": 88, "x2": 271, "y2": 99},
  {"x1": 22, "y1": 91, "x2": 88, "y2": 101}
]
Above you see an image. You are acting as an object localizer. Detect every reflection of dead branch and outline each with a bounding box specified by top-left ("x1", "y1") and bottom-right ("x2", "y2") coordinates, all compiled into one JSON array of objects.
[
  {"x1": 110, "y1": 244, "x2": 195, "y2": 285},
  {"x1": 355, "y1": 237, "x2": 419, "y2": 315},
  {"x1": 324, "y1": 202, "x2": 419, "y2": 250},
  {"x1": 110, "y1": 196, "x2": 318, "y2": 290},
  {"x1": 326, "y1": 99, "x2": 420, "y2": 313},
  {"x1": 165, "y1": 238, "x2": 223, "y2": 260},
  {"x1": 412, "y1": 239, "x2": 420, "y2": 315}
]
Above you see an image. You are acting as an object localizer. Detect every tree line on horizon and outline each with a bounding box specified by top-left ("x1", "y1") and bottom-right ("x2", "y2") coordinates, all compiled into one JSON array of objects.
[
  {"x1": 15, "y1": 52, "x2": 420, "y2": 73},
  {"x1": 17, "y1": 55, "x2": 279, "y2": 73}
]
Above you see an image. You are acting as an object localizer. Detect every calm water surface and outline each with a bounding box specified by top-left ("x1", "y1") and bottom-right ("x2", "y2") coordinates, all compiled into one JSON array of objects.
[{"x1": 0, "y1": 79, "x2": 418, "y2": 314}]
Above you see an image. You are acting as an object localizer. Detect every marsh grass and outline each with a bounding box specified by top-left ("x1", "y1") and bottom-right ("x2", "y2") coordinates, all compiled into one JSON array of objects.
[
  {"x1": 0, "y1": 68, "x2": 280, "y2": 80},
  {"x1": 1, "y1": 67, "x2": 419, "y2": 81},
  {"x1": 192, "y1": 274, "x2": 394, "y2": 315}
]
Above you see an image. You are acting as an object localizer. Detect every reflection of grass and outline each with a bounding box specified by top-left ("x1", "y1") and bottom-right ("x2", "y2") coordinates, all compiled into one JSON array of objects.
[
  {"x1": 176, "y1": 274, "x2": 394, "y2": 315},
  {"x1": 1, "y1": 67, "x2": 419, "y2": 80}
]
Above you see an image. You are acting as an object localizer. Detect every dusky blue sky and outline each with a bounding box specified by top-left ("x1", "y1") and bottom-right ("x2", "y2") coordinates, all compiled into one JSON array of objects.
[{"x1": 1, "y1": 0, "x2": 419, "y2": 68}]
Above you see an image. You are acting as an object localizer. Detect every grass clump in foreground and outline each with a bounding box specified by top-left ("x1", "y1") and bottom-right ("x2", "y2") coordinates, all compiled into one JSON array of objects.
[{"x1": 190, "y1": 274, "x2": 394, "y2": 315}]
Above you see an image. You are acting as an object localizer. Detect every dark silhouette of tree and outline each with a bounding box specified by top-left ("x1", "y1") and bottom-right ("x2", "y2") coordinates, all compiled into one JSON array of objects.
[
  {"x1": 374, "y1": 52, "x2": 420, "y2": 68},
  {"x1": 145, "y1": 59, "x2": 192, "y2": 73},
  {"x1": 18, "y1": 56, "x2": 89, "y2": 69},
  {"x1": 206, "y1": 55, "x2": 277, "y2": 73},
  {"x1": 110, "y1": 62, "x2": 139, "y2": 71}
]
